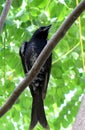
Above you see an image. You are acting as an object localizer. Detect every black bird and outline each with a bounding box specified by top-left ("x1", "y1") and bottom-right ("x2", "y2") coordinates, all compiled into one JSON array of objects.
[{"x1": 19, "y1": 25, "x2": 52, "y2": 130}]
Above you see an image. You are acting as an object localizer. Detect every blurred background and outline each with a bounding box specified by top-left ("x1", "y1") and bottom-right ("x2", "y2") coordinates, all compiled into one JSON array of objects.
[{"x1": 0, "y1": 0, "x2": 85, "y2": 130}]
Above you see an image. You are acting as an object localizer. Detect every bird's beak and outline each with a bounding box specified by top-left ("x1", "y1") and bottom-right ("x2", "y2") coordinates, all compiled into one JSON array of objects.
[{"x1": 44, "y1": 24, "x2": 52, "y2": 31}]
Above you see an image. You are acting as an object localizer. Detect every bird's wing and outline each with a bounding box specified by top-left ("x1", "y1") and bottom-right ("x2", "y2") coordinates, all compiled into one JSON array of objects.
[
  {"x1": 42, "y1": 54, "x2": 52, "y2": 99},
  {"x1": 25, "y1": 43, "x2": 38, "y2": 71},
  {"x1": 19, "y1": 42, "x2": 31, "y2": 74}
]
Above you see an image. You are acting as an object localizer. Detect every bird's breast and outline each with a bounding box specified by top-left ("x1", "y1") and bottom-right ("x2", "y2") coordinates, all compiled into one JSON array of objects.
[{"x1": 29, "y1": 45, "x2": 38, "y2": 66}]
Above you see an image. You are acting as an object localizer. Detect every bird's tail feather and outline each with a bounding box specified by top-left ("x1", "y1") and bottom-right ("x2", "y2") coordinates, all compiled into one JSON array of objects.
[{"x1": 29, "y1": 93, "x2": 50, "y2": 130}]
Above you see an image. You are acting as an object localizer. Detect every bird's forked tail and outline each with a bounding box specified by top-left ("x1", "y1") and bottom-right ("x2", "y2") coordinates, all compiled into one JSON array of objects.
[{"x1": 29, "y1": 93, "x2": 50, "y2": 130}]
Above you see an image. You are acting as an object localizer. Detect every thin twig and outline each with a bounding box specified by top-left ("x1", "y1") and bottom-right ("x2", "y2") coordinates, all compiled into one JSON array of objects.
[
  {"x1": 76, "y1": 0, "x2": 85, "y2": 72},
  {"x1": 0, "y1": 0, "x2": 12, "y2": 33},
  {"x1": 52, "y1": 42, "x2": 80, "y2": 64}
]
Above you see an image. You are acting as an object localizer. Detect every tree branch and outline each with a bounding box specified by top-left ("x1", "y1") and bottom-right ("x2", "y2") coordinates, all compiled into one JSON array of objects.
[
  {"x1": 0, "y1": 0, "x2": 12, "y2": 33},
  {"x1": 0, "y1": 0, "x2": 85, "y2": 117},
  {"x1": 72, "y1": 94, "x2": 85, "y2": 130}
]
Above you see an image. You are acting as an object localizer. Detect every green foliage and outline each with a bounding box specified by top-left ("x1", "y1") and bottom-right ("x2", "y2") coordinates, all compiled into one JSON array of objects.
[{"x1": 0, "y1": 0, "x2": 85, "y2": 130}]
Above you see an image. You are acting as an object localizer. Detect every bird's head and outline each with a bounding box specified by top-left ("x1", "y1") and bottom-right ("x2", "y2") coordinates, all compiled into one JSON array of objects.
[{"x1": 32, "y1": 25, "x2": 52, "y2": 40}]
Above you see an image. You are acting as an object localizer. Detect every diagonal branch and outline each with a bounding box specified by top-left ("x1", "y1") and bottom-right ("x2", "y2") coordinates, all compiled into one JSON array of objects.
[
  {"x1": 0, "y1": 0, "x2": 12, "y2": 33},
  {"x1": 0, "y1": 0, "x2": 85, "y2": 117}
]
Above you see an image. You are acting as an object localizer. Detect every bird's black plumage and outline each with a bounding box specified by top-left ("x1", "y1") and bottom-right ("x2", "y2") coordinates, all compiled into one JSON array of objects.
[{"x1": 19, "y1": 25, "x2": 52, "y2": 130}]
